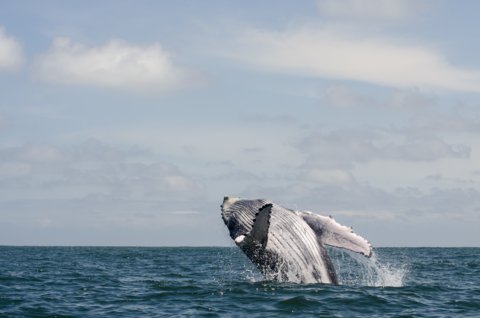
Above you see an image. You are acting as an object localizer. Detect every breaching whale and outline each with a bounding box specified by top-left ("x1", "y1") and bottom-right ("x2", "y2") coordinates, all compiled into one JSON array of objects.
[{"x1": 221, "y1": 196, "x2": 372, "y2": 284}]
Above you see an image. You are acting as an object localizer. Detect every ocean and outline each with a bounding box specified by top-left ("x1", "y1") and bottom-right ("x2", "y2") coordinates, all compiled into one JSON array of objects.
[{"x1": 0, "y1": 246, "x2": 479, "y2": 317}]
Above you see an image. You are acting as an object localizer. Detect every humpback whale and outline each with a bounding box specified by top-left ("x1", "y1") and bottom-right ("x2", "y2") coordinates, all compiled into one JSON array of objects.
[{"x1": 221, "y1": 196, "x2": 372, "y2": 284}]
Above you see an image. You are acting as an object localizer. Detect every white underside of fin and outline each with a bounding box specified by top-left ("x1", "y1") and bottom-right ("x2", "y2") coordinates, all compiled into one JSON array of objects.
[
  {"x1": 301, "y1": 211, "x2": 372, "y2": 257},
  {"x1": 234, "y1": 235, "x2": 246, "y2": 244}
]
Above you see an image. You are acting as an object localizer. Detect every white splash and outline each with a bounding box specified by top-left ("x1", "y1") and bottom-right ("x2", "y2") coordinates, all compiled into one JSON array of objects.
[{"x1": 329, "y1": 248, "x2": 407, "y2": 287}]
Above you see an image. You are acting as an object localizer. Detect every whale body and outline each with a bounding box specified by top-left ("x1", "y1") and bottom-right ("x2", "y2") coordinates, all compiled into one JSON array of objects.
[{"x1": 221, "y1": 196, "x2": 372, "y2": 284}]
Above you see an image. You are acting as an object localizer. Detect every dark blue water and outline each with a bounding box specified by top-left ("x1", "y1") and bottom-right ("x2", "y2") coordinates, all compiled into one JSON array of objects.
[{"x1": 0, "y1": 247, "x2": 479, "y2": 317}]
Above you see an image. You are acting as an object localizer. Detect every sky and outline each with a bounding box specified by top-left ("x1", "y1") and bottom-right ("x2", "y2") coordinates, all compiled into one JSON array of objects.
[{"x1": 0, "y1": 0, "x2": 480, "y2": 247}]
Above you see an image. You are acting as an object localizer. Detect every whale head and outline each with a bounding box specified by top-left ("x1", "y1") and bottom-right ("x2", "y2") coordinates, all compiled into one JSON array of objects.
[
  {"x1": 220, "y1": 196, "x2": 240, "y2": 225},
  {"x1": 220, "y1": 196, "x2": 244, "y2": 239},
  {"x1": 221, "y1": 196, "x2": 271, "y2": 242}
]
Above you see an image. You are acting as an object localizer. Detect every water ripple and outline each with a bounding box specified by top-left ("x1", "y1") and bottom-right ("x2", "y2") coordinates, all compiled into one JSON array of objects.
[{"x1": 0, "y1": 247, "x2": 479, "y2": 317}]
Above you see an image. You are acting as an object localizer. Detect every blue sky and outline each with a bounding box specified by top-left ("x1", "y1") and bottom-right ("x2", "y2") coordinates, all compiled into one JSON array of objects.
[{"x1": 1, "y1": 0, "x2": 480, "y2": 246}]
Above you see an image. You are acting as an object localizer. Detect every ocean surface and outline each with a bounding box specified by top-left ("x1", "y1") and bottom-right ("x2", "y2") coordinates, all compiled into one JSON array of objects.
[{"x1": 0, "y1": 246, "x2": 479, "y2": 317}]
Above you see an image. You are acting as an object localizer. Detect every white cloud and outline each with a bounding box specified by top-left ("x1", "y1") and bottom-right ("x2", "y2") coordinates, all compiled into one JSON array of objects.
[
  {"x1": 34, "y1": 37, "x2": 194, "y2": 92},
  {"x1": 316, "y1": 0, "x2": 418, "y2": 20},
  {"x1": 0, "y1": 27, "x2": 24, "y2": 71},
  {"x1": 226, "y1": 27, "x2": 480, "y2": 92}
]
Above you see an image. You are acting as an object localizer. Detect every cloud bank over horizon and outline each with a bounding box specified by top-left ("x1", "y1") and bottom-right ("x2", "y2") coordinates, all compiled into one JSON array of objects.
[{"x1": 0, "y1": 1, "x2": 480, "y2": 247}]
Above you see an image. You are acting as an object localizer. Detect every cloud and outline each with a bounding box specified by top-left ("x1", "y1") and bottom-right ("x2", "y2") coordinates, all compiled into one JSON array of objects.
[
  {"x1": 323, "y1": 85, "x2": 377, "y2": 108},
  {"x1": 425, "y1": 173, "x2": 474, "y2": 186},
  {"x1": 390, "y1": 88, "x2": 437, "y2": 110},
  {"x1": 34, "y1": 37, "x2": 195, "y2": 92},
  {"x1": 0, "y1": 162, "x2": 31, "y2": 178},
  {"x1": 241, "y1": 173, "x2": 480, "y2": 221},
  {"x1": 408, "y1": 112, "x2": 480, "y2": 134},
  {"x1": 322, "y1": 85, "x2": 436, "y2": 111},
  {"x1": 298, "y1": 129, "x2": 470, "y2": 169},
  {"x1": 0, "y1": 26, "x2": 24, "y2": 71},
  {"x1": 0, "y1": 141, "x2": 216, "y2": 246},
  {"x1": 225, "y1": 26, "x2": 480, "y2": 92},
  {"x1": 237, "y1": 174, "x2": 480, "y2": 246},
  {"x1": 0, "y1": 140, "x2": 205, "y2": 201},
  {"x1": 301, "y1": 168, "x2": 355, "y2": 185},
  {"x1": 316, "y1": 0, "x2": 418, "y2": 20},
  {"x1": 240, "y1": 114, "x2": 302, "y2": 126}
]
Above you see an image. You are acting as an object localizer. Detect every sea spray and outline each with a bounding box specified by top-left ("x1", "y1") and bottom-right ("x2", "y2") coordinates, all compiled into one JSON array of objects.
[
  {"x1": 328, "y1": 247, "x2": 408, "y2": 287},
  {"x1": 228, "y1": 244, "x2": 408, "y2": 287},
  {"x1": 219, "y1": 246, "x2": 263, "y2": 283}
]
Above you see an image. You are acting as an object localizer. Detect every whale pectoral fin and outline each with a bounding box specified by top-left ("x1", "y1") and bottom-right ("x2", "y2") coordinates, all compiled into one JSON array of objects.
[
  {"x1": 234, "y1": 235, "x2": 246, "y2": 245},
  {"x1": 248, "y1": 203, "x2": 273, "y2": 247},
  {"x1": 301, "y1": 212, "x2": 372, "y2": 257}
]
